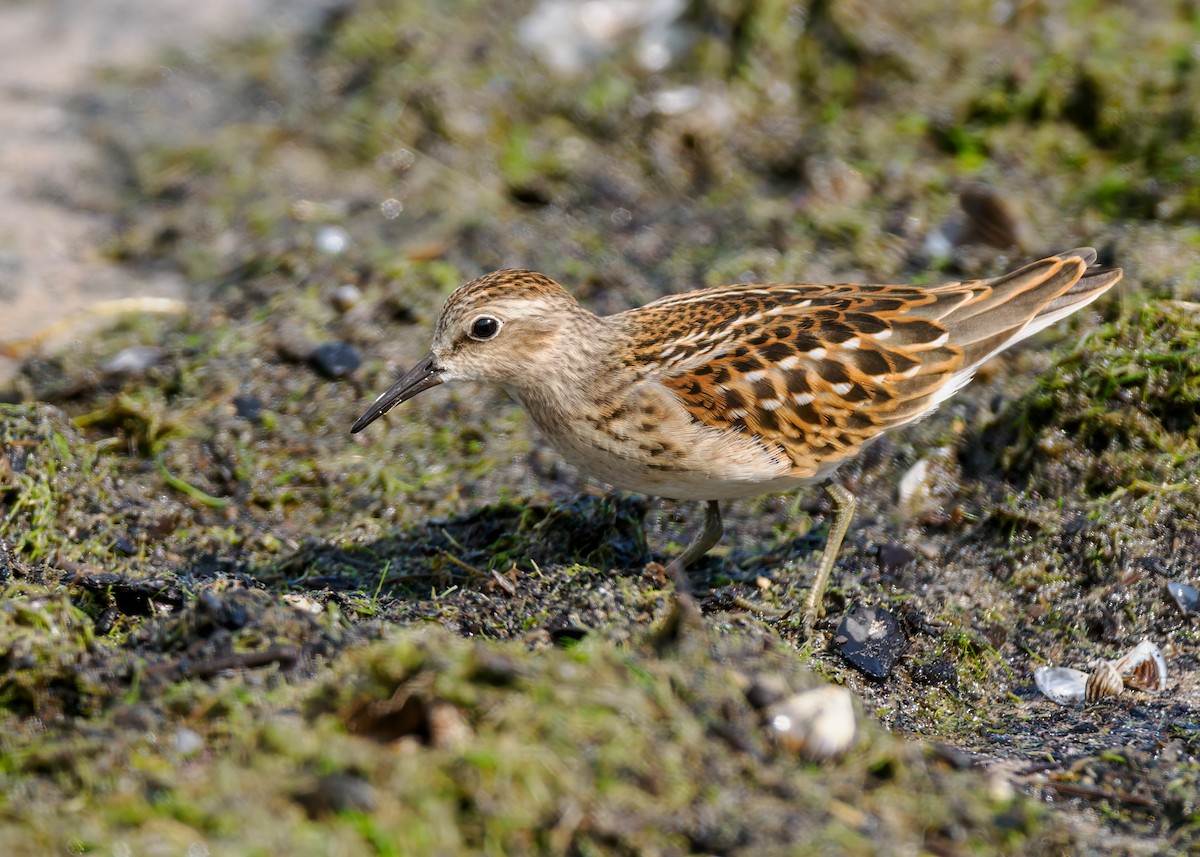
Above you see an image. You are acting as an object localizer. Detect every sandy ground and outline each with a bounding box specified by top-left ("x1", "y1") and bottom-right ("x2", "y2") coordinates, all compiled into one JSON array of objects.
[{"x1": 0, "y1": 0, "x2": 329, "y2": 381}]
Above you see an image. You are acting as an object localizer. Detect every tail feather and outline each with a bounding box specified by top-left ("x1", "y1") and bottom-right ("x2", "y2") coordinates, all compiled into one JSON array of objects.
[
  {"x1": 945, "y1": 248, "x2": 1120, "y2": 361},
  {"x1": 917, "y1": 247, "x2": 1121, "y2": 411},
  {"x1": 1032, "y1": 263, "x2": 1122, "y2": 328},
  {"x1": 949, "y1": 257, "x2": 1083, "y2": 328}
]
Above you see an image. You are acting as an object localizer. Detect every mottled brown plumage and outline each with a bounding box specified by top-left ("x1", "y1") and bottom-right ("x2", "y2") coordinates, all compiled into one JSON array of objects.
[{"x1": 352, "y1": 249, "x2": 1122, "y2": 632}]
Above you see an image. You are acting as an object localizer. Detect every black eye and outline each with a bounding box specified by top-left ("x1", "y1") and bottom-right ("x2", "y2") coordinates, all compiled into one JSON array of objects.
[{"x1": 469, "y1": 316, "x2": 501, "y2": 340}]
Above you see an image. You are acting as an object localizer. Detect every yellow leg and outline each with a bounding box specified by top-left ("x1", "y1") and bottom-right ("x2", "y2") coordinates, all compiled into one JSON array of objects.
[
  {"x1": 663, "y1": 499, "x2": 723, "y2": 595},
  {"x1": 802, "y1": 482, "x2": 855, "y2": 634},
  {"x1": 651, "y1": 499, "x2": 722, "y2": 631}
]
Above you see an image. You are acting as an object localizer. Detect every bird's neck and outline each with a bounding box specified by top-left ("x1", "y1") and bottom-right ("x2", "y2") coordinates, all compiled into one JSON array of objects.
[{"x1": 508, "y1": 314, "x2": 627, "y2": 424}]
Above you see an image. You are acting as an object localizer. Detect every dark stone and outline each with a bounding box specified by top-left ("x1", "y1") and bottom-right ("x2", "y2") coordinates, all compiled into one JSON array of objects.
[
  {"x1": 876, "y1": 542, "x2": 913, "y2": 577},
  {"x1": 833, "y1": 603, "x2": 907, "y2": 679},
  {"x1": 310, "y1": 342, "x2": 362, "y2": 379},
  {"x1": 294, "y1": 773, "x2": 377, "y2": 818},
  {"x1": 909, "y1": 658, "x2": 959, "y2": 691},
  {"x1": 233, "y1": 394, "x2": 263, "y2": 422},
  {"x1": 549, "y1": 624, "x2": 589, "y2": 645}
]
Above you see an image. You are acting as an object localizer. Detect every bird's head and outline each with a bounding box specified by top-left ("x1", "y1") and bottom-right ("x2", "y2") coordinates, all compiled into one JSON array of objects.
[{"x1": 351, "y1": 269, "x2": 588, "y2": 433}]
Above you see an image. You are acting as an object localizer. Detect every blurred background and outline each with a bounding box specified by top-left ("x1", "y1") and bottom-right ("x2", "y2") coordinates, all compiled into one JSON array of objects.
[{"x1": 3, "y1": 0, "x2": 1197, "y2": 384}]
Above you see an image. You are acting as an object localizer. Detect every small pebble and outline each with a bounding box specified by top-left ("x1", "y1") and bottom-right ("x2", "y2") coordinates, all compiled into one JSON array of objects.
[
  {"x1": 173, "y1": 728, "x2": 204, "y2": 756},
  {"x1": 745, "y1": 673, "x2": 790, "y2": 710},
  {"x1": 101, "y1": 345, "x2": 165, "y2": 376},
  {"x1": 275, "y1": 323, "x2": 316, "y2": 362},
  {"x1": 294, "y1": 773, "x2": 377, "y2": 818},
  {"x1": 315, "y1": 225, "x2": 349, "y2": 255},
  {"x1": 310, "y1": 342, "x2": 361, "y2": 379},
  {"x1": 233, "y1": 394, "x2": 263, "y2": 423},
  {"x1": 959, "y1": 183, "x2": 1025, "y2": 250},
  {"x1": 765, "y1": 686, "x2": 857, "y2": 761},
  {"x1": 876, "y1": 542, "x2": 913, "y2": 576},
  {"x1": 1166, "y1": 580, "x2": 1199, "y2": 616},
  {"x1": 283, "y1": 593, "x2": 322, "y2": 615},
  {"x1": 331, "y1": 284, "x2": 362, "y2": 313}
]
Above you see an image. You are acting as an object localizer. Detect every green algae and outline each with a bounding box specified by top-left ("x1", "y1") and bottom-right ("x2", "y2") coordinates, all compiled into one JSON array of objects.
[
  {"x1": 999, "y1": 299, "x2": 1200, "y2": 497},
  {"x1": 0, "y1": 621, "x2": 1077, "y2": 855}
]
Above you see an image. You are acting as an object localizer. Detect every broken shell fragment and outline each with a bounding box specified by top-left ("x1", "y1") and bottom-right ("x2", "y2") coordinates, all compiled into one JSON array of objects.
[
  {"x1": 1109, "y1": 639, "x2": 1168, "y2": 693},
  {"x1": 1084, "y1": 662, "x2": 1123, "y2": 702},
  {"x1": 1166, "y1": 580, "x2": 1199, "y2": 617},
  {"x1": 765, "y1": 686, "x2": 857, "y2": 761},
  {"x1": 1034, "y1": 666, "x2": 1089, "y2": 705},
  {"x1": 1035, "y1": 640, "x2": 1168, "y2": 705}
]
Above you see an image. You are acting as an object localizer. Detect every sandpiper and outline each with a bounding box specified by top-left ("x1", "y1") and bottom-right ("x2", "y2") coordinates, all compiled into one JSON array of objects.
[{"x1": 353, "y1": 249, "x2": 1121, "y2": 632}]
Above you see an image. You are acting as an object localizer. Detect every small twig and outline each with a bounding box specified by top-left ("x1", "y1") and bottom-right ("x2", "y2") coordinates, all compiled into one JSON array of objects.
[
  {"x1": 156, "y1": 455, "x2": 231, "y2": 508},
  {"x1": 1042, "y1": 780, "x2": 1156, "y2": 808},
  {"x1": 145, "y1": 646, "x2": 299, "y2": 682},
  {"x1": 730, "y1": 594, "x2": 790, "y2": 618},
  {"x1": 438, "y1": 550, "x2": 487, "y2": 579},
  {"x1": 1015, "y1": 752, "x2": 1093, "y2": 776},
  {"x1": 439, "y1": 527, "x2": 467, "y2": 552}
]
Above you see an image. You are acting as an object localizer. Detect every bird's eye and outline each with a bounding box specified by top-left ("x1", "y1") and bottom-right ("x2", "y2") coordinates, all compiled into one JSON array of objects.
[{"x1": 469, "y1": 315, "x2": 501, "y2": 341}]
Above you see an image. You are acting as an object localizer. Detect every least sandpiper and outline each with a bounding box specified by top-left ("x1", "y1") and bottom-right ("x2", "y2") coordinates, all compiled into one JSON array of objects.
[{"x1": 352, "y1": 249, "x2": 1121, "y2": 631}]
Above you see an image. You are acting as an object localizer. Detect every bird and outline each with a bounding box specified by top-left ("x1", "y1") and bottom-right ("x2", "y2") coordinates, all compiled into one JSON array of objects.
[{"x1": 351, "y1": 248, "x2": 1122, "y2": 633}]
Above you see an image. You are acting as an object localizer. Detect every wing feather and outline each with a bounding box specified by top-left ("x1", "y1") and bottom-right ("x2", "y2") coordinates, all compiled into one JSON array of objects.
[{"x1": 620, "y1": 250, "x2": 1121, "y2": 478}]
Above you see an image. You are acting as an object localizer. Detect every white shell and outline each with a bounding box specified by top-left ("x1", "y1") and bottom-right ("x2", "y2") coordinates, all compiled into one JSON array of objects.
[
  {"x1": 1166, "y1": 580, "x2": 1199, "y2": 616},
  {"x1": 1036, "y1": 640, "x2": 1168, "y2": 706},
  {"x1": 765, "y1": 686, "x2": 857, "y2": 761},
  {"x1": 896, "y1": 447, "x2": 956, "y2": 521},
  {"x1": 1034, "y1": 666, "x2": 1088, "y2": 705}
]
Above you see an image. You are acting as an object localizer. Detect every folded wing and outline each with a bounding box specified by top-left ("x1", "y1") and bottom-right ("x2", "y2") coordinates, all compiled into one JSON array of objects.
[{"x1": 629, "y1": 249, "x2": 1121, "y2": 478}]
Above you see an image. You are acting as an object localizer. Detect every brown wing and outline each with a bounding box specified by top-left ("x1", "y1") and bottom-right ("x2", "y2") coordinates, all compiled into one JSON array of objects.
[{"x1": 628, "y1": 249, "x2": 1120, "y2": 477}]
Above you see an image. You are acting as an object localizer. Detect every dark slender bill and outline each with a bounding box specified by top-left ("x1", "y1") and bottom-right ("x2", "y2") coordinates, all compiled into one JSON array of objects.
[{"x1": 351, "y1": 352, "x2": 443, "y2": 433}]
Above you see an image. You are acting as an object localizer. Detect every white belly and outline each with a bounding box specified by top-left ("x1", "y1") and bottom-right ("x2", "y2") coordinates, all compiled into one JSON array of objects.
[{"x1": 534, "y1": 410, "x2": 819, "y2": 501}]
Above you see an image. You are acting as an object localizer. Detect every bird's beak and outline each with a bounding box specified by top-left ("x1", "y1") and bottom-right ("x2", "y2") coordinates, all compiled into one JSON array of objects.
[{"x1": 351, "y1": 352, "x2": 444, "y2": 433}]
